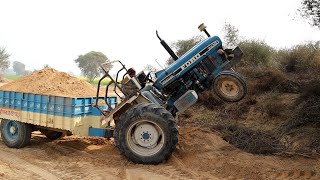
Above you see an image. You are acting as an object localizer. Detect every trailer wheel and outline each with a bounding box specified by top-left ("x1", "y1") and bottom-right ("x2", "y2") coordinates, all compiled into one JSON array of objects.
[
  {"x1": 0, "y1": 120, "x2": 32, "y2": 148},
  {"x1": 114, "y1": 103, "x2": 178, "y2": 164},
  {"x1": 40, "y1": 129, "x2": 63, "y2": 140},
  {"x1": 213, "y1": 71, "x2": 247, "y2": 102}
]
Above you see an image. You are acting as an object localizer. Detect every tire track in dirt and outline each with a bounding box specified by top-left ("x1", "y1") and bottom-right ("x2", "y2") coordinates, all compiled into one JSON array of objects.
[
  {"x1": 0, "y1": 127, "x2": 320, "y2": 180},
  {"x1": 0, "y1": 147, "x2": 60, "y2": 180}
]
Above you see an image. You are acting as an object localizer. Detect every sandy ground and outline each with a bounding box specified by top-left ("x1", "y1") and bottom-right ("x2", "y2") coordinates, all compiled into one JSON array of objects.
[
  {"x1": 0, "y1": 77, "x2": 319, "y2": 179},
  {"x1": 0, "y1": 127, "x2": 319, "y2": 180}
]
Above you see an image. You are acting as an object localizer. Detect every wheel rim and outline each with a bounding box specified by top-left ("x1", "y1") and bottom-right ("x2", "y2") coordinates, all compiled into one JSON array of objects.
[
  {"x1": 5, "y1": 121, "x2": 19, "y2": 140},
  {"x1": 126, "y1": 120, "x2": 165, "y2": 157},
  {"x1": 219, "y1": 79, "x2": 240, "y2": 97}
]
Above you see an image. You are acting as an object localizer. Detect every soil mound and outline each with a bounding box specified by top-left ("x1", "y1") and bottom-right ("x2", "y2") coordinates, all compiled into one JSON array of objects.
[
  {"x1": 0, "y1": 77, "x2": 10, "y2": 83},
  {"x1": 0, "y1": 68, "x2": 97, "y2": 97}
]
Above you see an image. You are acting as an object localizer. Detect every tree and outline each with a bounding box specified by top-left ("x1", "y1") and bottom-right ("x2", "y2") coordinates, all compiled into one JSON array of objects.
[
  {"x1": 166, "y1": 35, "x2": 204, "y2": 66},
  {"x1": 13, "y1": 61, "x2": 26, "y2": 75},
  {"x1": 143, "y1": 64, "x2": 158, "y2": 72},
  {"x1": 239, "y1": 39, "x2": 275, "y2": 67},
  {"x1": 0, "y1": 48, "x2": 10, "y2": 73},
  {"x1": 299, "y1": 0, "x2": 320, "y2": 29},
  {"x1": 223, "y1": 22, "x2": 240, "y2": 48},
  {"x1": 75, "y1": 51, "x2": 111, "y2": 82}
]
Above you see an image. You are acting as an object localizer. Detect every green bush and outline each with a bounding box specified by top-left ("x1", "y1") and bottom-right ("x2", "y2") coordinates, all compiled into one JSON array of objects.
[
  {"x1": 276, "y1": 41, "x2": 320, "y2": 72},
  {"x1": 239, "y1": 39, "x2": 275, "y2": 67}
]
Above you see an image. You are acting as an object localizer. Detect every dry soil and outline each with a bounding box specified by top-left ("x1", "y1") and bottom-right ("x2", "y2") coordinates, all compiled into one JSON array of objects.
[{"x1": 0, "y1": 127, "x2": 319, "y2": 180}]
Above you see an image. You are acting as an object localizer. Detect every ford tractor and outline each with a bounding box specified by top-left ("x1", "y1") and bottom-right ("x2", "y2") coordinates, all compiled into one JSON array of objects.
[{"x1": 95, "y1": 23, "x2": 247, "y2": 164}]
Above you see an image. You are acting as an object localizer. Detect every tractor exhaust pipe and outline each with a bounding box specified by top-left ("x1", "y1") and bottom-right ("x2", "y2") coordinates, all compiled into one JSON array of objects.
[
  {"x1": 198, "y1": 23, "x2": 211, "y2": 37},
  {"x1": 156, "y1": 30, "x2": 179, "y2": 61}
]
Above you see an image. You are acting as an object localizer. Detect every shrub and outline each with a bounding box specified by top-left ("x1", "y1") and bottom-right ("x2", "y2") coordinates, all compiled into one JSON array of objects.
[
  {"x1": 276, "y1": 41, "x2": 320, "y2": 72},
  {"x1": 260, "y1": 92, "x2": 283, "y2": 117},
  {"x1": 293, "y1": 81, "x2": 320, "y2": 127},
  {"x1": 244, "y1": 68, "x2": 300, "y2": 94},
  {"x1": 213, "y1": 124, "x2": 283, "y2": 154},
  {"x1": 239, "y1": 39, "x2": 275, "y2": 67}
]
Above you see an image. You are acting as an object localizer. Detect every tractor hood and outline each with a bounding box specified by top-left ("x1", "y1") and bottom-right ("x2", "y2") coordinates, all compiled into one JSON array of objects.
[{"x1": 154, "y1": 36, "x2": 222, "y2": 90}]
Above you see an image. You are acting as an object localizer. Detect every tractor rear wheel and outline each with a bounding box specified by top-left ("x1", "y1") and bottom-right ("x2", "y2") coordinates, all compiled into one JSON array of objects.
[
  {"x1": 213, "y1": 71, "x2": 247, "y2": 102},
  {"x1": 114, "y1": 103, "x2": 178, "y2": 164},
  {"x1": 0, "y1": 120, "x2": 32, "y2": 148}
]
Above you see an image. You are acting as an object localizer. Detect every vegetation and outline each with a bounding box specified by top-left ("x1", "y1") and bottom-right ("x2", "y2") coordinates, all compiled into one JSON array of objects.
[
  {"x1": 0, "y1": 48, "x2": 10, "y2": 73},
  {"x1": 239, "y1": 39, "x2": 275, "y2": 67},
  {"x1": 223, "y1": 22, "x2": 240, "y2": 48},
  {"x1": 80, "y1": 77, "x2": 111, "y2": 86},
  {"x1": 166, "y1": 35, "x2": 204, "y2": 66},
  {"x1": 5, "y1": 74, "x2": 20, "y2": 81},
  {"x1": 13, "y1": 61, "x2": 26, "y2": 76},
  {"x1": 299, "y1": 0, "x2": 320, "y2": 29},
  {"x1": 275, "y1": 41, "x2": 320, "y2": 72},
  {"x1": 75, "y1": 51, "x2": 111, "y2": 82}
]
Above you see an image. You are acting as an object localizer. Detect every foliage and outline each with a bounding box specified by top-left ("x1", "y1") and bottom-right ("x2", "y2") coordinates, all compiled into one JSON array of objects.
[
  {"x1": 298, "y1": 0, "x2": 320, "y2": 29},
  {"x1": 239, "y1": 39, "x2": 275, "y2": 67},
  {"x1": 143, "y1": 64, "x2": 158, "y2": 72},
  {"x1": 284, "y1": 80, "x2": 320, "y2": 132},
  {"x1": 5, "y1": 74, "x2": 20, "y2": 81},
  {"x1": 166, "y1": 35, "x2": 204, "y2": 66},
  {"x1": 223, "y1": 22, "x2": 240, "y2": 48},
  {"x1": 13, "y1": 61, "x2": 26, "y2": 75},
  {"x1": 80, "y1": 77, "x2": 111, "y2": 86},
  {"x1": 276, "y1": 41, "x2": 320, "y2": 72},
  {"x1": 0, "y1": 48, "x2": 10, "y2": 73},
  {"x1": 74, "y1": 51, "x2": 111, "y2": 82}
]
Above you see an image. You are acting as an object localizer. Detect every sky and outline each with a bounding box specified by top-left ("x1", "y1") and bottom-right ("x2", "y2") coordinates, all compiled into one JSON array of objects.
[{"x1": 0, "y1": 0, "x2": 319, "y2": 75}]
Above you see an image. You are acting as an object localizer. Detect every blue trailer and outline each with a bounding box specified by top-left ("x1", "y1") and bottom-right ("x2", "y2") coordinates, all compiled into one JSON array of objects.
[{"x1": 0, "y1": 90, "x2": 117, "y2": 148}]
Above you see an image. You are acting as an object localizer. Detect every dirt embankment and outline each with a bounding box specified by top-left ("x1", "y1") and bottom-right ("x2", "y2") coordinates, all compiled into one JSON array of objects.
[
  {"x1": 0, "y1": 68, "x2": 97, "y2": 97},
  {"x1": 0, "y1": 127, "x2": 319, "y2": 180}
]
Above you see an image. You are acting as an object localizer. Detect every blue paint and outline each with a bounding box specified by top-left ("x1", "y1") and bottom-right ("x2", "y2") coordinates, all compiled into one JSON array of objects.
[
  {"x1": 5, "y1": 121, "x2": 18, "y2": 140},
  {"x1": 154, "y1": 36, "x2": 222, "y2": 89},
  {"x1": 0, "y1": 91, "x2": 117, "y2": 118},
  {"x1": 89, "y1": 127, "x2": 106, "y2": 137},
  {"x1": 142, "y1": 132, "x2": 150, "y2": 140}
]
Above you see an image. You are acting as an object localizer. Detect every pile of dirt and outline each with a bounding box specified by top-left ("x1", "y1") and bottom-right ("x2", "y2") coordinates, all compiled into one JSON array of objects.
[
  {"x1": 0, "y1": 77, "x2": 10, "y2": 83},
  {"x1": 0, "y1": 68, "x2": 97, "y2": 97}
]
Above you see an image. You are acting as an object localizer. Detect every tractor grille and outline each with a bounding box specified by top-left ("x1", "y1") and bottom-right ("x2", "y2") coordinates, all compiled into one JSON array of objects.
[{"x1": 201, "y1": 57, "x2": 216, "y2": 74}]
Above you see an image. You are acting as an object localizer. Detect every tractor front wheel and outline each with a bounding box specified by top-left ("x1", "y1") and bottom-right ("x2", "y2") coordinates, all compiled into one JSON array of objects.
[
  {"x1": 114, "y1": 103, "x2": 178, "y2": 164},
  {"x1": 213, "y1": 71, "x2": 247, "y2": 102}
]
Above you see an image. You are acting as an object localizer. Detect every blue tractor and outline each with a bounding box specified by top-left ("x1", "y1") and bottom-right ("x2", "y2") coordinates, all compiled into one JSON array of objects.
[{"x1": 95, "y1": 23, "x2": 247, "y2": 164}]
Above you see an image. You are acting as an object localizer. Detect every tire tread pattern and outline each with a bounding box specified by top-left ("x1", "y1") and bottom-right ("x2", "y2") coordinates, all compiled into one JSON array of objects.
[{"x1": 114, "y1": 103, "x2": 178, "y2": 164}]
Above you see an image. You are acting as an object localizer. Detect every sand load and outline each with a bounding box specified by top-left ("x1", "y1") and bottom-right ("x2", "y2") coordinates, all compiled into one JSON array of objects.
[{"x1": 0, "y1": 68, "x2": 97, "y2": 97}]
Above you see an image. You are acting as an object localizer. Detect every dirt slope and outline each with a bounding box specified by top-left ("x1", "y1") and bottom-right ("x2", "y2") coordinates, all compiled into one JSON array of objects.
[{"x1": 0, "y1": 127, "x2": 318, "y2": 180}]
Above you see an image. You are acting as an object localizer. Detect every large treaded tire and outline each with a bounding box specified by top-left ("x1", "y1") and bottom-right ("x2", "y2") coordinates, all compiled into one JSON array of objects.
[
  {"x1": 213, "y1": 70, "x2": 247, "y2": 102},
  {"x1": 40, "y1": 129, "x2": 63, "y2": 140},
  {"x1": 114, "y1": 103, "x2": 178, "y2": 164},
  {"x1": 1, "y1": 120, "x2": 32, "y2": 148}
]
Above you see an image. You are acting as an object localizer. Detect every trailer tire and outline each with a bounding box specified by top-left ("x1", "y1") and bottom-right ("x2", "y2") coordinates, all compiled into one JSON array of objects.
[
  {"x1": 0, "y1": 120, "x2": 32, "y2": 148},
  {"x1": 114, "y1": 103, "x2": 178, "y2": 164},
  {"x1": 40, "y1": 129, "x2": 63, "y2": 140},
  {"x1": 213, "y1": 70, "x2": 247, "y2": 102}
]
